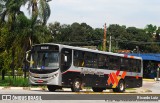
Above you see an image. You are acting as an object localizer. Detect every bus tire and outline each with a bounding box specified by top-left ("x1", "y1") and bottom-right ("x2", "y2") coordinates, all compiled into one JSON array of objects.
[
  {"x1": 113, "y1": 80, "x2": 125, "y2": 92},
  {"x1": 47, "y1": 85, "x2": 57, "y2": 92},
  {"x1": 92, "y1": 87, "x2": 104, "y2": 92},
  {"x1": 71, "y1": 78, "x2": 82, "y2": 92}
]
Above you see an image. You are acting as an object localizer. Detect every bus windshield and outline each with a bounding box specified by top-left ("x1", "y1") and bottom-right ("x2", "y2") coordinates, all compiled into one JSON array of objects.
[{"x1": 31, "y1": 51, "x2": 59, "y2": 69}]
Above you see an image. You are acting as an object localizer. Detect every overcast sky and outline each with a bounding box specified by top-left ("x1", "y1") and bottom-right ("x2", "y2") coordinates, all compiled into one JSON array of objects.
[{"x1": 41, "y1": 0, "x2": 160, "y2": 28}]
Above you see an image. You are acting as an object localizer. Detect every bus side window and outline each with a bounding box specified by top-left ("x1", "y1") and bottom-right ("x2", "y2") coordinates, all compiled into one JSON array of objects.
[
  {"x1": 120, "y1": 58, "x2": 129, "y2": 71},
  {"x1": 92, "y1": 53, "x2": 98, "y2": 68},
  {"x1": 132, "y1": 59, "x2": 137, "y2": 72},
  {"x1": 73, "y1": 50, "x2": 85, "y2": 67},
  {"x1": 98, "y1": 54, "x2": 109, "y2": 69},
  {"x1": 109, "y1": 56, "x2": 119, "y2": 70},
  {"x1": 129, "y1": 59, "x2": 134, "y2": 72},
  {"x1": 84, "y1": 52, "x2": 92, "y2": 68},
  {"x1": 137, "y1": 60, "x2": 141, "y2": 73}
]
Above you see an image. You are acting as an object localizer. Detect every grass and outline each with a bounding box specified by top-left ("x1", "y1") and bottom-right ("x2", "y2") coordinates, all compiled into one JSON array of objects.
[
  {"x1": 0, "y1": 76, "x2": 29, "y2": 87},
  {"x1": 126, "y1": 88, "x2": 136, "y2": 90}
]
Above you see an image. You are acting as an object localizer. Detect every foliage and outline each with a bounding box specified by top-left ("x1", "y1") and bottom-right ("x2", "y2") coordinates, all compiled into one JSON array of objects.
[
  {"x1": 0, "y1": 0, "x2": 52, "y2": 80},
  {"x1": 0, "y1": 76, "x2": 29, "y2": 87}
]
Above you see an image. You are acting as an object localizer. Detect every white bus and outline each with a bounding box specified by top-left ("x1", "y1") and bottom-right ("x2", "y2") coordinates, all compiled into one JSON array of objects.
[{"x1": 26, "y1": 43, "x2": 143, "y2": 92}]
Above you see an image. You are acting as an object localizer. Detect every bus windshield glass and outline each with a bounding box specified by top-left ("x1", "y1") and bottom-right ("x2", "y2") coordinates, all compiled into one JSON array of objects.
[{"x1": 31, "y1": 51, "x2": 59, "y2": 69}]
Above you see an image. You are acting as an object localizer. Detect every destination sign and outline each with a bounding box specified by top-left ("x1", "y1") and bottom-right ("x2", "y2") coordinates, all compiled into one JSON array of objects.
[
  {"x1": 41, "y1": 46, "x2": 49, "y2": 50},
  {"x1": 32, "y1": 45, "x2": 59, "y2": 51}
]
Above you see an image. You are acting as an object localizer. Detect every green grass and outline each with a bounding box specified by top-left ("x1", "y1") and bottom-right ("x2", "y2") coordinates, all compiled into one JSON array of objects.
[
  {"x1": 126, "y1": 88, "x2": 136, "y2": 90},
  {"x1": 0, "y1": 76, "x2": 29, "y2": 87}
]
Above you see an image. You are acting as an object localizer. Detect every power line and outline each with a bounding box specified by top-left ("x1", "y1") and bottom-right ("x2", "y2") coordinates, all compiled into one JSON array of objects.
[{"x1": 57, "y1": 38, "x2": 160, "y2": 46}]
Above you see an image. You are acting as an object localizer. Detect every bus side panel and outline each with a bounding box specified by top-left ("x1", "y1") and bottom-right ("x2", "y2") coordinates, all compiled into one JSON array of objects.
[
  {"x1": 62, "y1": 72, "x2": 81, "y2": 87},
  {"x1": 62, "y1": 71, "x2": 109, "y2": 88},
  {"x1": 125, "y1": 76, "x2": 142, "y2": 88}
]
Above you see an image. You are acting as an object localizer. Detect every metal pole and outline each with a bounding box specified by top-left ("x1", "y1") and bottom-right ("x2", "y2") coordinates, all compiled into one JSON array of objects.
[
  {"x1": 136, "y1": 46, "x2": 140, "y2": 56},
  {"x1": 103, "y1": 23, "x2": 107, "y2": 51},
  {"x1": 157, "y1": 64, "x2": 160, "y2": 81},
  {"x1": 109, "y1": 36, "x2": 111, "y2": 52}
]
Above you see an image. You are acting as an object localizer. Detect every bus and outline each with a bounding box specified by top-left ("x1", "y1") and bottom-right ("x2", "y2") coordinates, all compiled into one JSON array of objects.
[{"x1": 26, "y1": 43, "x2": 143, "y2": 92}]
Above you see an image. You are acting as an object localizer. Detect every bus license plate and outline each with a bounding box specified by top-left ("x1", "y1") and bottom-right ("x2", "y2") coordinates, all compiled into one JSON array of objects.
[{"x1": 37, "y1": 80, "x2": 43, "y2": 83}]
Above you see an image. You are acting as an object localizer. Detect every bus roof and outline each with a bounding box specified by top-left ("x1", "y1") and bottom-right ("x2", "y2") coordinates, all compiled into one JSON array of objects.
[{"x1": 33, "y1": 43, "x2": 142, "y2": 60}]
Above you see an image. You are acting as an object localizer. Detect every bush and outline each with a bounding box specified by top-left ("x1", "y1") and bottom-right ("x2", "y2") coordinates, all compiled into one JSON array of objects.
[{"x1": 0, "y1": 76, "x2": 29, "y2": 87}]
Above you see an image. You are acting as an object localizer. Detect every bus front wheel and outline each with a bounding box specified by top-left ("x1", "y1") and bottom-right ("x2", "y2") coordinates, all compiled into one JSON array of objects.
[
  {"x1": 113, "y1": 80, "x2": 125, "y2": 92},
  {"x1": 71, "y1": 78, "x2": 82, "y2": 92}
]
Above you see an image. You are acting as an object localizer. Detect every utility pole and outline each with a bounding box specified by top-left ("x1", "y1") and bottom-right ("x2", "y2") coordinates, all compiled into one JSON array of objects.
[
  {"x1": 103, "y1": 23, "x2": 107, "y2": 51},
  {"x1": 109, "y1": 36, "x2": 111, "y2": 52}
]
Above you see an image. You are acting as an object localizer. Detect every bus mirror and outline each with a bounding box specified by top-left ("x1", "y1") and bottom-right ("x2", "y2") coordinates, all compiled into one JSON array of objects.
[
  {"x1": 64, "y1": 56, "x2": 67, "y2": 62},
  {"x1": 26, "y1": 50, "x2": 31, "y2": 63}
]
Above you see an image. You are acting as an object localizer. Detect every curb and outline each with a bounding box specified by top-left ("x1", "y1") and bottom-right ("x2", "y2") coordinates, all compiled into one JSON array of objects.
[
  {"x1": 0, "y1": 86, "x2": 42, "y2": 90},
  {"x1": 143, "y1": 79, "x2": 155, "y2": 82}
]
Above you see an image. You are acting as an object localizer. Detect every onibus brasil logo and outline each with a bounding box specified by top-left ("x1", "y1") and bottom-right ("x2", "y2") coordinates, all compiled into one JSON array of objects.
[{"x1": 107, "y1": 70, "x2": 126, "y2": 88}]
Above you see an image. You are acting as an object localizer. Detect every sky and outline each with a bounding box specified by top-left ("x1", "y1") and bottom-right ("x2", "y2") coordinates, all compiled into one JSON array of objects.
[
  {"x1": 46, "y1": 0, "x2": 160, "y2": 28},
  {"x1": 22, "y1": 0, "x2": 160, "y2": 28}
]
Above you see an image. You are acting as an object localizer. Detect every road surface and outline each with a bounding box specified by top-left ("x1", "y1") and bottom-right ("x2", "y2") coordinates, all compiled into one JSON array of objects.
[{"x1": 0, "y1": 80, "x2": 159, "y2": 103}]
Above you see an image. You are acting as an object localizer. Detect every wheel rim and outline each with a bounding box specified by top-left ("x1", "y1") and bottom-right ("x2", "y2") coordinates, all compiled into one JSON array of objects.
[
  {"x1": 120, "y1": 82, "x2": 124, "y2": 91},
  {"x1": 74, "y1": 81, "x2": 80, "y2": 89}
]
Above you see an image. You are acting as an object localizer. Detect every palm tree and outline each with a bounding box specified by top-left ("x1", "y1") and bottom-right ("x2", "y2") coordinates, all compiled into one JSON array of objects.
[
  {"x1": 27, "y1": 0, "x2": 51, "y2": 46},
  {"x1": 0, "y1": 0, "x2": 27, "y2": 29},
  {"x1": 39, "y1": 0, "x2": 51, "y2": 25},
  {"x1": 27, "y1": 0, "x2": 51, "y2": 26}
]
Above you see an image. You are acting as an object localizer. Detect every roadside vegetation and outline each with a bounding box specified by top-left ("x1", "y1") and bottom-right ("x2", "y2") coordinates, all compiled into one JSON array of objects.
[{"x1": 0, "y1": 76, "x2": 29, "y2": 87}]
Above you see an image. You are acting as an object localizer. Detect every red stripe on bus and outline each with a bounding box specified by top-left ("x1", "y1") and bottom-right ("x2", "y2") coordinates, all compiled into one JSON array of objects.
[
  {"x1": 116, "y1": 70, "x2": 120, "y2": 76},
  {"x1": 121, "y1": 71, "x2": 127, "y2": 79},
  {"x1": 62, "y1": 70, "x2": 142, "y2": 78},
  {"x1": 112, "y1": 72, "x2": 118, "y2": 86},
  {"x1": 109, "y1": 73, "x2": 115, "y2": 84}
]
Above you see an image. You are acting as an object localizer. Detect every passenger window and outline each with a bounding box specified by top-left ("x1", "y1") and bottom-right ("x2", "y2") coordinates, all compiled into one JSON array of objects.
[
  {"x1": 120, "y1": 58, "x2": 129, "y2": 71},
  {"x1": 137, "y1": 60, "x2": 141, "y2": 73},
  {"x1": 109, "y1": 56, "x2": 119, "y2": 70},
  {"x1": 73, "y1": 50, "x2": 85, "y2": 67},
  {"x1": 98, "y1": 54, "x2": 109, "y2": 69}
]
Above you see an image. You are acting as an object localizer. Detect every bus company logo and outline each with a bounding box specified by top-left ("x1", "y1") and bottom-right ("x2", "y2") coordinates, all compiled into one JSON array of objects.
[
  {"x1": 107, "y1": 70, "x2": 126, "y2": 88},
  {"x1": 2, "y1": 95, "x2": 11, "y2": 100}
]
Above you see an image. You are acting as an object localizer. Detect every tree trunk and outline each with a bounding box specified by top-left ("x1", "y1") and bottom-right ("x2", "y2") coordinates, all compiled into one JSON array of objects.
[
  {"x1": 11, "y1": 49, "x2": 15, "y2": 79},
  {"x1": 24, "y1": 71, "x2": 27, "y2": 78},
  {"x1": 2, "y1": 69, "x2": 5, "y2": 80}
]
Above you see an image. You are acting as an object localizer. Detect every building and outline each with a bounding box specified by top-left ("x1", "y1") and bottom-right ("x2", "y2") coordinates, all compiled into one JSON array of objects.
[{"x1": 128, "y1": 53, "x2": 160, "y2": 78}]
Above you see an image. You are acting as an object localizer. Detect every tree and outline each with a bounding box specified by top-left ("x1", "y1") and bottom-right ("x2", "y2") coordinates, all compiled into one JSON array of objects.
[
  {"x1": 48, "y1": 22, "x2": 61, "y2": 38},
  {"x1": 0, "y1": 0, "x2": 27, "y2": 79},
  {"x1": 155, "y1": 27, "x2": 160, "y2": 41},
  {"x1": 0, "y1": 0, "x2": 52, "y2": 80},
  {"x1": 126, "y1": 27, "x2": 151, "y2": 52},
  {"x1": 26, "y1": 0, "x2": 52, "y2": 46},
  {"x1": 145, "y1": 24, "x2": 157, "y2": 38},
  {"x1": 107, "y1": 24, "x2": 127, "y2": 51}
]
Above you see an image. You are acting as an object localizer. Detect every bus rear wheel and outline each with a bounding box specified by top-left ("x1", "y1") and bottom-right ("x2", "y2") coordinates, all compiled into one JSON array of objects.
[
  {"x1": 113, "y1": 80, "x2": 125, "y2": 92},
  {"x1": 92, "y1": 87, "x2": 104, "y2": 92},
  {"x1": 47, "y1": 85, "x2": 57, "y2": 92},
  {"x1": 71, "y1": 78, "x2": 82, "y2": 92}
]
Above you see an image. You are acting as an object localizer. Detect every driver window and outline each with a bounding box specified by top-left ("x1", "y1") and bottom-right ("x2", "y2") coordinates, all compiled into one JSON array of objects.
[{"x1": 61, "y1": 48, "x2": 72, "y2": 72}]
